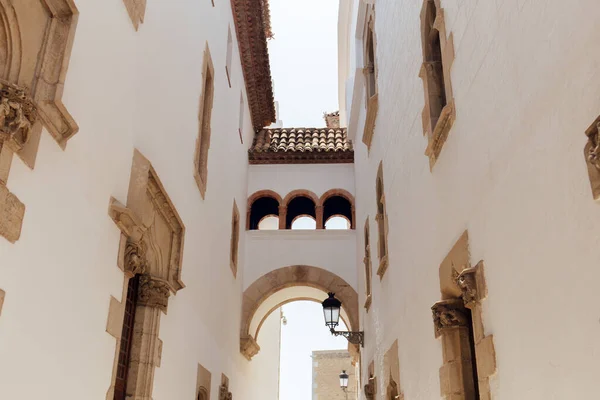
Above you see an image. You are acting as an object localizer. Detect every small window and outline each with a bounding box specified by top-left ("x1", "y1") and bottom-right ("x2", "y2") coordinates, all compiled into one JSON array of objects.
[
  {"x1": 258, "y1": 215, "x2": 279, "y2": 230},
  {"x1": 249, "y1": 196, "x2": 280, "y2": 230},
  {"x1": 323, "y1": 195, "x2": 353, "y2": 228},
  {"x1": 226, "y1": 26, "x2": 233, "y2": 88},
  {"x1": 365, "y1": 25, "x2": 377, "y2": 99},
  {"x1": 230, "y1": 200, "x2": 240, "y2": 277},
  {"x1": 291, "y1": 215, "x2": 317, "y2": 230},
  {"x1": 194, "y1": 44, "x2": 215, "y2": 199},
  {"x1": 325, "y1": 216, "x2": 351, "y2": 230}
]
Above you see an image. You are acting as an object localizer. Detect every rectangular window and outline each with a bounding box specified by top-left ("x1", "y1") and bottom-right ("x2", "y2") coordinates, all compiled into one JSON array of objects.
[
  {"x1": 230, "y1": 200, "x2": 240, "y2": 277},
  {"x1": 195, "y1": 44, "x2": 215, "y2": 199},
  {"x1": 225, "y1": 26, "x2": 233, "y2": 88}
]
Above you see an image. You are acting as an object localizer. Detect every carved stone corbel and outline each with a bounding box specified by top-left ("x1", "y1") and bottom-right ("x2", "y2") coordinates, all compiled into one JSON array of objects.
[
  {"x1": 109, "y1": 197, "x2": 149, "y2": 276},
  {"x1": 584, "y1": 117, "x2": 600, "y2": 199},
  {"x1": 456, "y1": 266, "x2": 478, "y2": 307},
  {"x1": 431, "y1": 298, "x2": 468, "y2": 338},
  {"x1": 364, "y1": 375, "x2": 376, "y2": 400},
  {"x1": 240, "y1": 335, "x2": 261, "y2": 361},
  {"x1": 0, "y1": 81, "x2": 37, "y2": 153},
  {"x1": 137, "y1": 274, "x2": 171, "y2": 313},
  {"x1": 219, "y1": 384, "x2": 233, "y2": 400}
]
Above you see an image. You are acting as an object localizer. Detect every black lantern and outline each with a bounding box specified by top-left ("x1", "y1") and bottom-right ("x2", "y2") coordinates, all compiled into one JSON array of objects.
[
  {"x1": 321, "y1": 292, "x2": 365, "y2": 346},
  {"x1": 322, "y1": 292, "x2": 342, "y2": 330},
  {"x1": 339, "y1": 370, "x2": 349, "y2": 390}
]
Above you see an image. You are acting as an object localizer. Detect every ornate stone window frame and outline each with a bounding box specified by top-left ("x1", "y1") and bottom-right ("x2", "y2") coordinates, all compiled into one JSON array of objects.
[
  {"x1": 105, "y1": 149, "x2": 186, "y2": 400},
  {"x1": 195, "y1": 43, "x2": 215, "y2": 200},
  {"x1": 419, "y1": 0, "x2": 455, "y2": 169},
  {"x1": 584, "y1": 115, "x2": 600, "y2": 199},
  {"x1": 363, "y1": 217, "x2": 372, "y2": 310},
  {"x1": 362, "y1": 5, "x2": 378, "y2": 150},
  {"x1": 384, "y1": 340, "x2": 404, "y2": 400},
  {"x1": 0, "y1": 0, "x2": 79, "y2": 243},
  {"x1": 219, "y1": 374, "x2": 233, "y2": 400},
  {"x1": 431, "y1": 232, "x2": 496, "y2": 400},
  {"x1": 375, "y1": 161, "x2": 389, "y2": 278},
  {"x1": 196, "y1": 363, "x2": 212, "y2": 400},
  {"x1": 230, "y1": 199, "x2": 240, "y2": 277}
]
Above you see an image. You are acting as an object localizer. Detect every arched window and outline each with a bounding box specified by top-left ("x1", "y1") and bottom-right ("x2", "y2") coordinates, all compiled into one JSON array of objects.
[
  {"x1": 197, "y1": 387, "x2": 209, "y2": 400},
  {"x1": 249, "y1": 196, "x2": 280, "y2": 230},
  {"x1": 291, "y1": 215, "x2": 317, "y2": 230},
  {"x1": 325, "y1": 216, "x2": 351, "y2": 230},
  {"x1": 323, "y1": 195, "x2": 353, "y2": 229},
  {"x1": 286, "y1": 196, "x2": 316, "y2": 229},
  {"x1": 375, "y1": 162, "x2": 388, "y2": 278},
  {"x1": 258, "y1": 215, "x2": 279, "y2": 230}
]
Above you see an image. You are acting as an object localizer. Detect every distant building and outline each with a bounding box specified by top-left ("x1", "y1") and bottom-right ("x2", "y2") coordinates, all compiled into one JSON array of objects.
[{"x1": 312, "y1": 350, "x2": 357, "y2": 400}]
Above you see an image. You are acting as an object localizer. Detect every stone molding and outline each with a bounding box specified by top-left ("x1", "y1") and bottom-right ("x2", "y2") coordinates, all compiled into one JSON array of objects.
[
  {"x1": 240, "y1": 335, "x2": 261, "y2": 361},
  {"x1": 363, "y1": 217, "x2": 372, "y2": 310},
  {"x1": 106, "y1": 150, "x2": 186, "y2": 399},
  {"x1": 194, "y1": 43, "x2": 215, "y2": 200},
  {"x1": 0, "y1": 288, "x2": 5, "y2": 317},
  {"x1": 362, "y1": 93, "x2": 378, "y2": 149},
  {"x1": 375, "y1": 162, "x2": 389, "y2": 278},
  {"x1": 364, "y1": 375, "x2": 376, "y2": 400},
  {"x1": 419, "y1": 0, "x2": 455, "y2": 169},
  {"x1": 584, "y1": 115, "x2": 600, "y2": 199},
  {"x1": 138, "y1": 274, "x2": 171, "y2": 313},
  {"x1": 220, "y1": 374, "x2": 233, "y2": 400},
  {"x1": 230, "y1": 0, "x2": 276, "y2": 129},
  {"x1": 0, "y1": 81, "x2": 37, "y2": 152},
  {"x1": 431, "y1": 298, "x2": 468, "y2": 338},
  {"x1": 0, "y1": 0, "x2": 79, "y2": 243},
  {"x1": 434, "y1": 233, "x2": 496, "y2": 400},
  {"x1": 240, "y1": 265, "x2": 358, "y2": 360}
]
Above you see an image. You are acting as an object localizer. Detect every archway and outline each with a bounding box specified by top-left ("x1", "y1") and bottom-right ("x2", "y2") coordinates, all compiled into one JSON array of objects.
[{"x1": 240, "y1": 265, "x2": 358, "y2": 360}]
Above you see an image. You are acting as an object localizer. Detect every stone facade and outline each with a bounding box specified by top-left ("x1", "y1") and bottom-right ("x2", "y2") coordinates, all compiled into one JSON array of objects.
[{"x1": 312, "y1": 350, "x2": 357, "y2": 400}]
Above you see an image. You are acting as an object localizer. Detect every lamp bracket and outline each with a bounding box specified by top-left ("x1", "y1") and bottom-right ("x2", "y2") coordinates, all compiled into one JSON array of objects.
[{"x1": 330, "y1": 328, "x2": 364, "y2": 347}]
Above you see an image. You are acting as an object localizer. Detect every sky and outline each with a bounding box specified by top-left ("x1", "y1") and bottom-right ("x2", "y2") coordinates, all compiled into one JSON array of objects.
[
  {"x1": 279, "y1": 301, "x2": 349, "y2": 400},
  {"x1": 268, "y1": 0, "x2": 341, "y2": 127},
  {"x1": 267, "y1": 2, "x2": 345, "y2": 399}
]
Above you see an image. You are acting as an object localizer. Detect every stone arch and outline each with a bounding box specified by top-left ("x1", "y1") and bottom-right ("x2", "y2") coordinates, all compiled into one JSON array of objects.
[
  {"x1": 0, "y1": 0, "x2": 22, "y2": 82},
  {"x1": 247, "y1": 189, "x2": 282, "y2": 230},
  {"x1": 240, "y1": 265, "x2": 358, "y2": 360},
  {"x1": 282, "y1": 189, "x2": 320, "y2": 208}
]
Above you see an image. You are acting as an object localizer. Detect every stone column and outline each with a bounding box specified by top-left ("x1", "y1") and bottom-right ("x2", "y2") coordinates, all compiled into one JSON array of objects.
[
  {"x1": 316, "y1": 205, "x2": 324, "y2": 229},
  {"x1": 432, "y1": 299, "x2": 477, "y2": 400},
  {"x1": 278, "y1": 205, "x2": 287, "y2": 229},
  {"x1": 127, "y1": 274, "x2": 170, "y2": 400}
]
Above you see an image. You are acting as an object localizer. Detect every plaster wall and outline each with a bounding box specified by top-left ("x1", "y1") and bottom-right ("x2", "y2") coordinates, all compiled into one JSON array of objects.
[
  {"x1": 0, "y1": 0, "x2": 257, "y2": 398},
  {"x1": 244, "y1": 308, "x2": 282, "y2": 400},
  {"x1": 248, "y1": 164, "x2": 356, "y2": 199},
  {"x1": 243, "y1": 230, "x2": 357, "y2": 291},
  {"x1": 342, "y1": 0, "x2": 600, "y2": 399}
]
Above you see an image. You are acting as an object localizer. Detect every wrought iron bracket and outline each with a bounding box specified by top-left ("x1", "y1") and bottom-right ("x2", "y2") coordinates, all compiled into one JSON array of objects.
[{"x1": 330, "y1": 328, "x2": 364, "y2": 347}]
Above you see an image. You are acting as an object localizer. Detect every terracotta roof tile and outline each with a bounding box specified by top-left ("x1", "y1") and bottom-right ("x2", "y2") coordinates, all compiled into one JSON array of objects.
[{"x1": 248, "y1": 128, "x2": 354, "y2": 164}]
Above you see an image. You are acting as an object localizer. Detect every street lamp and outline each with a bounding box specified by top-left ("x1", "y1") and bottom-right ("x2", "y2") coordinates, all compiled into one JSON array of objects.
[
  {"x1": 339, "y1": 370, "x2": 349, "y2": 390},
  {"x1": 321, "y1": 292, "x2": 364, "y2": 346}
]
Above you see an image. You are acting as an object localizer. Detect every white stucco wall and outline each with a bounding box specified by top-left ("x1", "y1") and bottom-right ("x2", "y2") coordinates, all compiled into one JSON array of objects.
[
  {"x1": 243, "y1": 308, "x2": 282, "y2": 400},
  {"x1": 342, "y1": 0, "x2": 600, "y2": 399},
  {"x1": 0, "y1": 0, "x2": 257, "y2": 398},
  {"x1": 243, "y1": 230, "x2": 357, "y2": 291},
  {"x1": 248, "y1": 164, "x2": 356, "y2": 200}
]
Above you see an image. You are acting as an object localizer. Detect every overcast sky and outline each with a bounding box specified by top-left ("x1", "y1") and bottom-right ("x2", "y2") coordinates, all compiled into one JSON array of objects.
[
  {"x1": 268, "y1": 0, "x2": 340, "y2": 128},
  {"x1": 267, "y1": 1, "x2": 345, "y2": 398}
]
